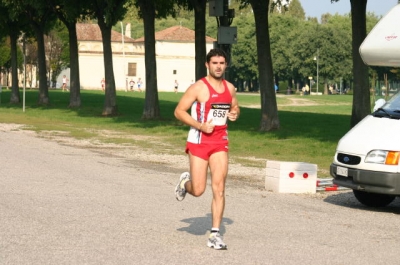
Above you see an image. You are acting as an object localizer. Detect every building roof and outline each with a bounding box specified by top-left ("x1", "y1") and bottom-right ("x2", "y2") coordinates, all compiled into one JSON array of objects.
[
  {"x1": 76, "y1": 23, "x2": 135, "y2": 43},
  {"x1": 134, "y1": 25, "x2": 216, "y2": 43}
]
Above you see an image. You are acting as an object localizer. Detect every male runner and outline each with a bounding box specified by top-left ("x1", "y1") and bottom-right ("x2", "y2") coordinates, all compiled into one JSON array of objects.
[{"x1": 174, "y1": 48, "x2": 239, "y2": 250}]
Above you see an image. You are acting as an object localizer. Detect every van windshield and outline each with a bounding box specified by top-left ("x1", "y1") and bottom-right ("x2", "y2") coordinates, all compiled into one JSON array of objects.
[
  {"x1": 383, "y1": 91, "x2": 400, "y2": 111},
  {"x1": 373, "y1": 91, "x2": 400, "y2": 119}
]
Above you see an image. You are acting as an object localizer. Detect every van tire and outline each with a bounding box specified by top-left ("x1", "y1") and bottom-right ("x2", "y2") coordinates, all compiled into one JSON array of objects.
[{"x1": 353, "y1": 190, "x2": 395, "y2": 207}]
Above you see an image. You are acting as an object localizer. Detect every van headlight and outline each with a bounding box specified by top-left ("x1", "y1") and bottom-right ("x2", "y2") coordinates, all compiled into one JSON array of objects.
[{"x1": 365, "y1": 150, "x2": 400, "y2": 165}]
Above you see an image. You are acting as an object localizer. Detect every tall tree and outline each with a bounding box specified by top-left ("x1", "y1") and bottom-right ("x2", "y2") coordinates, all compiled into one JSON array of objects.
[
  {"x1": 241, "y1": 0, "x2": 280, "y2": 131},
  {"x1": 188, "y1": 0, "x2": 207, "y2": 80},
  {"x1": 89, "y1": 0, "x2": 129, "y2": 115},
  {"x1": 48, "y1": 0, "x2": 88, "y2": 108},
  {"x1": 6, "y1": 22, "x2": 21, "y2": 103},
  {"x1": 135, "y1": 0, "x2": 176, "y2": 119},
  {"x1": 331, "y1": 0, "x2": 369, "y2": 126},
  {"x1": 4, "y1": 0, "x2": 57, "y2": 105},
  {"x1": 0, "y1": 2, "x2": 30, "y2": 104},
  {"x1": 349, "y1": 0, "x2": 369, "y2": 126},
  {"x1": 136, "y1": 0, "x2": 160, "y2": 119}
]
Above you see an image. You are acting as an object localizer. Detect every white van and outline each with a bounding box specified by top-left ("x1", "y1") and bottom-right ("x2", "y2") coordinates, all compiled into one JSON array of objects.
[{"x1": 330, "y1": 3, "x2": 400, "y2": 207}]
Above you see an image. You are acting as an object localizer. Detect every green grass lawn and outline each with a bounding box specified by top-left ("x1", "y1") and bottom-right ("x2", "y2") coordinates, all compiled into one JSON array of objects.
[{"x1": 0, "y1": 88, "x2": 356, "y2": 177}]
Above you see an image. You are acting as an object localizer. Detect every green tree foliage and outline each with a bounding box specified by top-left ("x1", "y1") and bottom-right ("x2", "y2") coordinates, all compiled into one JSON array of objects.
[
  {"x1": 0, "y1": 38, "x2": 11, "y2": 68},
  {"x1": 290, "y1": 20, "x2": 318, "y2": 82},
  {"x1": 230, "y1": 6, "x2": 390, "y2": 97},
  {"x1": 45, "y1": 23, "x2": 69, "y2": 88},
  {"x1": 330, "y1": 0, "x2": 370, "y2": 127},
  {"x1": 268, "y1": 13, "x2": 301, "y2": 88},
  {"x1": 290, "y1": 13, "x2": 353, "y2": 94},
  {"x1": 0, "y1": 37, "x2": 21, "y2": 91},
  {"x1": 320, "y1": 15, "x2": 352, "y2": 83},
  {"x1": 285, "y1": 0, "x2": 305, "y2": 19},
  {"x1": 230, "y1": 12, "x2": 257, "y2": 88}
]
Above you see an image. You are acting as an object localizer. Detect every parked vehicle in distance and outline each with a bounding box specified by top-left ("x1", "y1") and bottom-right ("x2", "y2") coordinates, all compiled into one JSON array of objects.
[{"x1": 330, "y1": 3, "x2": 400, "y2": 207}]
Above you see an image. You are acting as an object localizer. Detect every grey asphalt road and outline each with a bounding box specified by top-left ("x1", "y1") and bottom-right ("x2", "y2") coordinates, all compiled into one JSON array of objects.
[{"x1": 1, "y1": 126, "x2": 400, "y2": 265}]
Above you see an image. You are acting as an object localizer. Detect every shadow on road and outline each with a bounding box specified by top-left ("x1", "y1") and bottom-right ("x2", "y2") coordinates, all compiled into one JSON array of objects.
[
  {"x1": 177, "y1": 213, "x2": 234, "y2": 235},
  {"x1": 323, "y1": 191, "x2": 400, "y2": 214}
]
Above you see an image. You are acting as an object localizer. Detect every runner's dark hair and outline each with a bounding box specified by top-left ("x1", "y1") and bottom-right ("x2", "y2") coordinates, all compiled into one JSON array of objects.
[{"x1": 206, "y1": 48, "x2": 227, "y2": 63}]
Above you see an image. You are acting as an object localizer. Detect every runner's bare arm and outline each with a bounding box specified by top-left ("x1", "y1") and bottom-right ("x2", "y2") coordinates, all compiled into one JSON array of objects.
[
  {"x1": 174, "y1": 84, "x2": 204, "y2": 130},
  {"x1": 227, "y1": 83, "x2": 240, "y2": 121}
]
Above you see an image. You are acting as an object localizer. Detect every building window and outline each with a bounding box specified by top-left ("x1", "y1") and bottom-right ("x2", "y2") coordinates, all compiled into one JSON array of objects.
[
  {"x1": 128, "y1": 63, "x2": 137, "y2": 76},
  {"x1": 173, "y1": 70, "x2": 177, "y2": 75}
]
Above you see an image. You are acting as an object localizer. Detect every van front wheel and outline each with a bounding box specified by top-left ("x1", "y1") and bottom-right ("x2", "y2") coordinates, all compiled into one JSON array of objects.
[{"x1": 353, "y1": 190, "x2": 395, "y2": 207}]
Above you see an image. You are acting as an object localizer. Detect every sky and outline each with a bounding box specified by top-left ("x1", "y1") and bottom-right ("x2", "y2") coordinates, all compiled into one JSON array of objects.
[{"x1": 299, "y1": 0, "x2": 399, "y2": 19}]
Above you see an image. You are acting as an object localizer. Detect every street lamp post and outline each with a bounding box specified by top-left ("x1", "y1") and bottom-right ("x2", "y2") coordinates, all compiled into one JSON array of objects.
[
  {"x1": 23, "y1": 33, "x2": 26, "y2": 112},
  {"x1": 314, "y1": 48, "x2": 319, "y2": 95},
  {"x1": 120, "y1": 21, "x2": 127, "y2": 92}
]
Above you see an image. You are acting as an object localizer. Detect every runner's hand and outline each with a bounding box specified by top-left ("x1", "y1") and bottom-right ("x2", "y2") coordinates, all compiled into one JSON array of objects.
[
  {"x1": 228, "y1": 111, "x2": 238, "y2": 121},
  {"x1": 202, "y1": 119, "x2": 214, "y2": 133}
]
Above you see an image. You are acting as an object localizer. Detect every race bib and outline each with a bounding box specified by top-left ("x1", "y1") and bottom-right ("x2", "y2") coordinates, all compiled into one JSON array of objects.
[{"x1": 207, "y1": 103, "x2": 231, "y2": 125}]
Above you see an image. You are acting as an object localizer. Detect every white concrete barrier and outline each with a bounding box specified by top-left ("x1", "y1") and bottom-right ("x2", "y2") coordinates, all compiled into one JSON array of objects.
[{"x1": 265, "y1": 160, "x2": 317, "y2": 193}]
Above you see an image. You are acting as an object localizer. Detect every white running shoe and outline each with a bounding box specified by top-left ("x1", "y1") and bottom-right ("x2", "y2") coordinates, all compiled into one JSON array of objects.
[
  {"x1": 207, "y1": 232, "x2": 227, "y2": 250},
  {"x1": 175, "y1": 172, "x2": 190, "y2": 201}
]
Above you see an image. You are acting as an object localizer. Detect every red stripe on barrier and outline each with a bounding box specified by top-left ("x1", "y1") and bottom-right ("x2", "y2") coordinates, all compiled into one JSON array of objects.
[
  {"x1": 325, "y1": 186, "x2": 338, "y2": 191},
  {"x1": 316, "y1": 186, "x2": 350, "y2": 192}
]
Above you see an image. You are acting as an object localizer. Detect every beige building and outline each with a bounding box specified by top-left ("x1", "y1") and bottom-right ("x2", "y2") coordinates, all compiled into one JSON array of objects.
[{"x1": 59, "y1": 23, "x2": 216, "y2": 92}]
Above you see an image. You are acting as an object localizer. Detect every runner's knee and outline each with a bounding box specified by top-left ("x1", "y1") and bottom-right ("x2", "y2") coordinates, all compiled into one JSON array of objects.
[
  {"x1": 191, "y1": 187, "x2": 205, "y2": 197},
  {"x1": 188, "y1": 181, "x2": 206, "y2": 197},
  {"x1": 212, "y1": 182, "x2": 225, "y2": 198}
]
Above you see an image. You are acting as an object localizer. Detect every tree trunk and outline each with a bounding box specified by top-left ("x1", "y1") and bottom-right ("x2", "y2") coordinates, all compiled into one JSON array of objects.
[
  {"x1": 139, "y1": 0, "x2": 160, "y2": 119},
  {"x1": 9, "y1": 29, "x2": 20, "y2": 104},
  {"x1": 98, "y1": 21, "x2": 118, "y2": 116},
  {"x1": 67, "y1": 22, "x2": 81, "y2": 108},
  {"x1": 191, "y1": 0, "x2": 207, "y2": 81},
  {"x1": 350, "y1": 0, "x2": 369, "y2": 127},
  {"x1": 250, "y1": 0, "x2": 280, "y2": 131},
  {"x1": 34, "y1": 26, "x2": 50, "y2": 105}
]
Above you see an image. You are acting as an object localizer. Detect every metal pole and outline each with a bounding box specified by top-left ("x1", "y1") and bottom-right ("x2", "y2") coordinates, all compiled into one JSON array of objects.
[
  {"x1": 23, "y1": 34, "x2": 26, "y2": 112},
  {"x1": 120, "y1": 22, "x2": 127, "y2": 92},
  {"x1": 316, "y1": 48, "x2": 319, "y2": 95}
]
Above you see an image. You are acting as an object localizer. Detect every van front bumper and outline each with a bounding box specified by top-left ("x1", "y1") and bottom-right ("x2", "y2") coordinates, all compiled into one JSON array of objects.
[{"x1": 330, "y1": 163, "x2": 400, "y2": 195}]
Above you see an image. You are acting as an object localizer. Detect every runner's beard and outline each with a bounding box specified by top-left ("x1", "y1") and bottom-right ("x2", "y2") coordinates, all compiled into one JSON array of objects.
[{"x1": 210, "y1": 69, "x2": 224, "y2": 80}]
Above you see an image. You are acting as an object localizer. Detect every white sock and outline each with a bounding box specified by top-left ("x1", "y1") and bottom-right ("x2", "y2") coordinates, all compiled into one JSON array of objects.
[{"x1": 211, "y1": 228, "x2": 219, "y2": 234}]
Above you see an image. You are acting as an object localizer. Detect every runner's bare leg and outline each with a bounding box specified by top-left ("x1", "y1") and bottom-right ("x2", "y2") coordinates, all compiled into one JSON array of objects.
[{"x1": 209, "y1": 151, "x2": 228, "y2": 228}]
